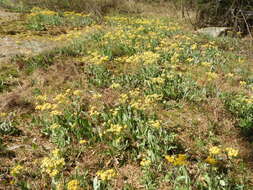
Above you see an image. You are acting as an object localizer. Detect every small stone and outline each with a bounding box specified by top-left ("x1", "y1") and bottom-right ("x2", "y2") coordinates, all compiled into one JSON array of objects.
[{"x1": 197, "y1": 27, "x2": 231, "y2": 37}]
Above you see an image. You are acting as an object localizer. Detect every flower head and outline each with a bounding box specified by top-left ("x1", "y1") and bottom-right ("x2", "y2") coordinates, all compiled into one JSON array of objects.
[
  {"x1": 140, "y1": 159, "x2": 151, "y2": 167},
  {"x1": 79, "y1": 139, "x2": 88, "y2": 144},
  {"x1": 209, "y1": 146, "x2": 221, "y2": 155},
  {"x1": 10, "y1": 165, "x2": 24, "y2": 177},
  {"x1": 165, "y1": 154, "x2": 187, "y2": 166},
  {"x1": 205, "y1": 156, "x2": 218, "y2": 165},
  {"x1": 97, "y1": 169, "x2": 117, "y2": 181},
  {"x1": 73, "y1": 90, "x2": 83, "y2": 96},
  {"x1": 225, "y1": 148, "x2": 238, "y2": 158},
  {"x1": 67, "y1": 179, "x2": 80, "y2": 190}
]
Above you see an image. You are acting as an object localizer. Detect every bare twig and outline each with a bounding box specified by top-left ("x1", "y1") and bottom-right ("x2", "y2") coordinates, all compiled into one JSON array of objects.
[
  {"x1": 185, "y1": 6, "x2": 197, "y2": 30},
  {"x1": 240, "y1": 10, "x2": 253, "y2": 48}
]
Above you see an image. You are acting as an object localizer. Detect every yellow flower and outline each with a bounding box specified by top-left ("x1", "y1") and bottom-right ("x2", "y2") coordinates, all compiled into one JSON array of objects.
[
  {"x1": 0, "y1": 112, "x2": 7, "y2": 117},
  {"x1": 209, "y1": 146, "x2": 221, "y2": 155},
  {"x1": 239, "y1": 81, "x2": 246, "y2": 86},
  {"x1": 173, "y1": 154, "x2": 187, "y2": 166},
  {"x1": 151, "y1": 77, "x2": 165, "y2": 84},
  {"x1": 225, "y1": 148, "x2": 239, "y2": 157},
  {"x1": 10, "y1": 180, "x2": 16, "y2": 185},
  {"x1": 73, "y1": 90, "x2": 82, "y2": 96},
  {"x1": 65, "y1": 89, "x2": 71, "y2": 94},
  {"x1": 50, "y1": 123, "x2": 61, "y2": 129},
  {"x1": 140, "y1": 159, "x2": 151, "y2": 167},
  {"x1": 35, "y1": 105, "x2": 42, "y2": 110},
  {"x1": 10, "y1": 165, "x2": 24, "y2": 177},
  {"x1": 110, "y1": 83, "x2": 121, "y2": 89},
  {"x1": 165, "y1": 155, "x2": 175, "y2": 163},
  {"x1": 205, "y1": 156, "x2": 218, "y2": 165},
  {"x1": 56, "y1": 183, "x2": 64, "y2": 190},
  {"x1": 171, "y1": 52, "x2": 180, "y2": 63},
  {"x1": 111, "y1": 108, "x2": 119, "y2": 116},
  {"x1": 148, "y1": 120, "x2": 162, "y2": 129},
  {"x1": 92, "y1": 93, "x2": 102, "y2": 99},
  {"x1": 201, "y1": 62, "x2": 211, "y2": 67},
  {"x1": 186, "y1": 57, "x2": 194, "y2": 63},
  {"x1": 165, "y1": 154, "x2": 187, "y2": 166},
  {"x1": 226, "y1": 73, "x2": 234, "y2": 78},
  {"x1": 97, "y1": 169, "x2": 117, "y2": 181},
  {"x1": 67, "y1": 180, "x2": 80, "y2": 190},
  {"x1": 54, "y1": 94, "x2": 69, "y2": 104},
  {"x1": 51, "y1": 104, "x2": 59, "y2": 110},
  {"x1": 207, "y1": 72, "x2": 218, "y2": 81},
  {"x1": 52, "y1": 148, "x2": 61, "y2": 157},
  {"x1": 41, "y1": 149, "x2": 65, "y2": 178},
  {"x1": 41, "y1": 103, "x2": 53, "y2": 111},
  {"x1": 51, "y1": 110, "x2": 63, "y2": 116},
  {"x1": 36, "y1": 95, "x2": 47, "y2": 101},
  {"x1": 50, "y1": 169, "x2": 59, "y2": 177},
  {"x1": 105, "y1": 124, "x2": 127, "y2": 134},
  {"x1": 191, "y1": 44, "x2": 197, "y2": 50},
  {"x1": 89, "y1": 106, "x2": 100, "y2": 116},
  {"x1": 79, "y1": 139, "x2": 88, "y2": 144},
  {"x1": 119, "y1": 94, "x2": 128, "y2": 104}
]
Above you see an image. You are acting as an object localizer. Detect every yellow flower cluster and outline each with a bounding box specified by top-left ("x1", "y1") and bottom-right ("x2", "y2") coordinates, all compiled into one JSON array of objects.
[
  {"x1": 41, "y1": 149, "x2": 65, "y2": 178},
  {"x1": 64, "y1": 11, "x2": 90, "y2": 17},
  {"x1": 105, "y1": 124, "x2": 127, "y2": 134},
  {"x1": 88, "y1": 51, "x2": 109, "y2": 65},
  {"x1": 92, "y1": 93, "x2": 102, "y2": 99},
  {"x1": 126, "y1": 51, "x2": 160, "y2": 65},
  {"x1": 79, "y1": 139, "x2": 88, "y2": 144},
  {"x1": 73, "y1": 90, "x2": 83, "y2": 96},
  {"x1": 28, "y1": 7, "x2": 57, "y2": 18},
  {"x1": 171, "y1": 52, "x2": 180, "y2": 63},
  {"x1": 89, "y1": 106, "x2": 100, "y2": 116},
  {"x1": 97, "y1": 169, "x2": 117, "y2": 181},
  {"x1": 207, "y1": 72, "x2": 218, "y2": 81},
  {"x1": 119, "y1": 93, "x2": 128, "y2": 104},
  {"x1": 245, "y1": 96, "x2": 253, "y2": 104},
  {"x1": 10, "y1": 165, "x2": 24, "y2": 177},
  {"x1": 190, "y1": 43, "x2": 197, "y2": 50},
  {"x1": 209, "y1": 146, "x2": 221, "y2": 155},
  {"x1": 35, "y1": 89, "x2": 83, "y2": 116},
  {"x1": 140, "y1": 158, "x2": 152, "y2": 167},
  {"x1": 50, "y1": 123, "x2": 61, "y2": 129},
  {"x1": 110, "y1": 83, "x2": 121, "y2": 89},
  {"x1": 201, "y1": 62, "x2": 211, "y2": 67},
  {"x1": 226, "y1": 73, "x2": 234, "y2": 78},
  {"x1": 239, "y1": 81, "x2": 246, "y2": 86},
  {"x1": 151, "y1": 77, "x2": 165, "y2": 84},
  {"x1": 205, "y1": 156, "x2": 218, "y2": 165},
  {"x1": 130, "y1": 93, "x2": 163, "y2": 111},
  {"x1": 209, "y1": 146, "x2": 238, "y2": 157},
  {"x1": 205, "y1": 146, "x2": 239, "y2": 165},
  {"x1": 0, "y1": 112, "x2": 7, "y2": 117},
  {"x1": 67, "y1": 179, "x2": 81, "y2": 190},
  {"x1": 148, "y1": 120, "x2": 162, "y2": 129},
  {"x1": 225, "y1": 148, "x2": 239, "y2": 158},
  {"x1": 36, "y1": 95, "x2": 47, "y2": 101},
  {"x1": 165, "y1": 154, "x2": 188, "y2": 166}
]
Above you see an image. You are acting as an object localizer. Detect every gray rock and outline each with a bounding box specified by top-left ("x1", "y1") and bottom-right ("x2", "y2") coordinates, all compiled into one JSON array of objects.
[{"x1": 197, "y1": 27, "x2": 231, "y2": 38}]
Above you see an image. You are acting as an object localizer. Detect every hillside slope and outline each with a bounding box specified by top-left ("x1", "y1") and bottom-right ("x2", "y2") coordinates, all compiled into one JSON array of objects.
[{"x1": 0, "y1": 4, "x2": 253, "y2": 190}]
